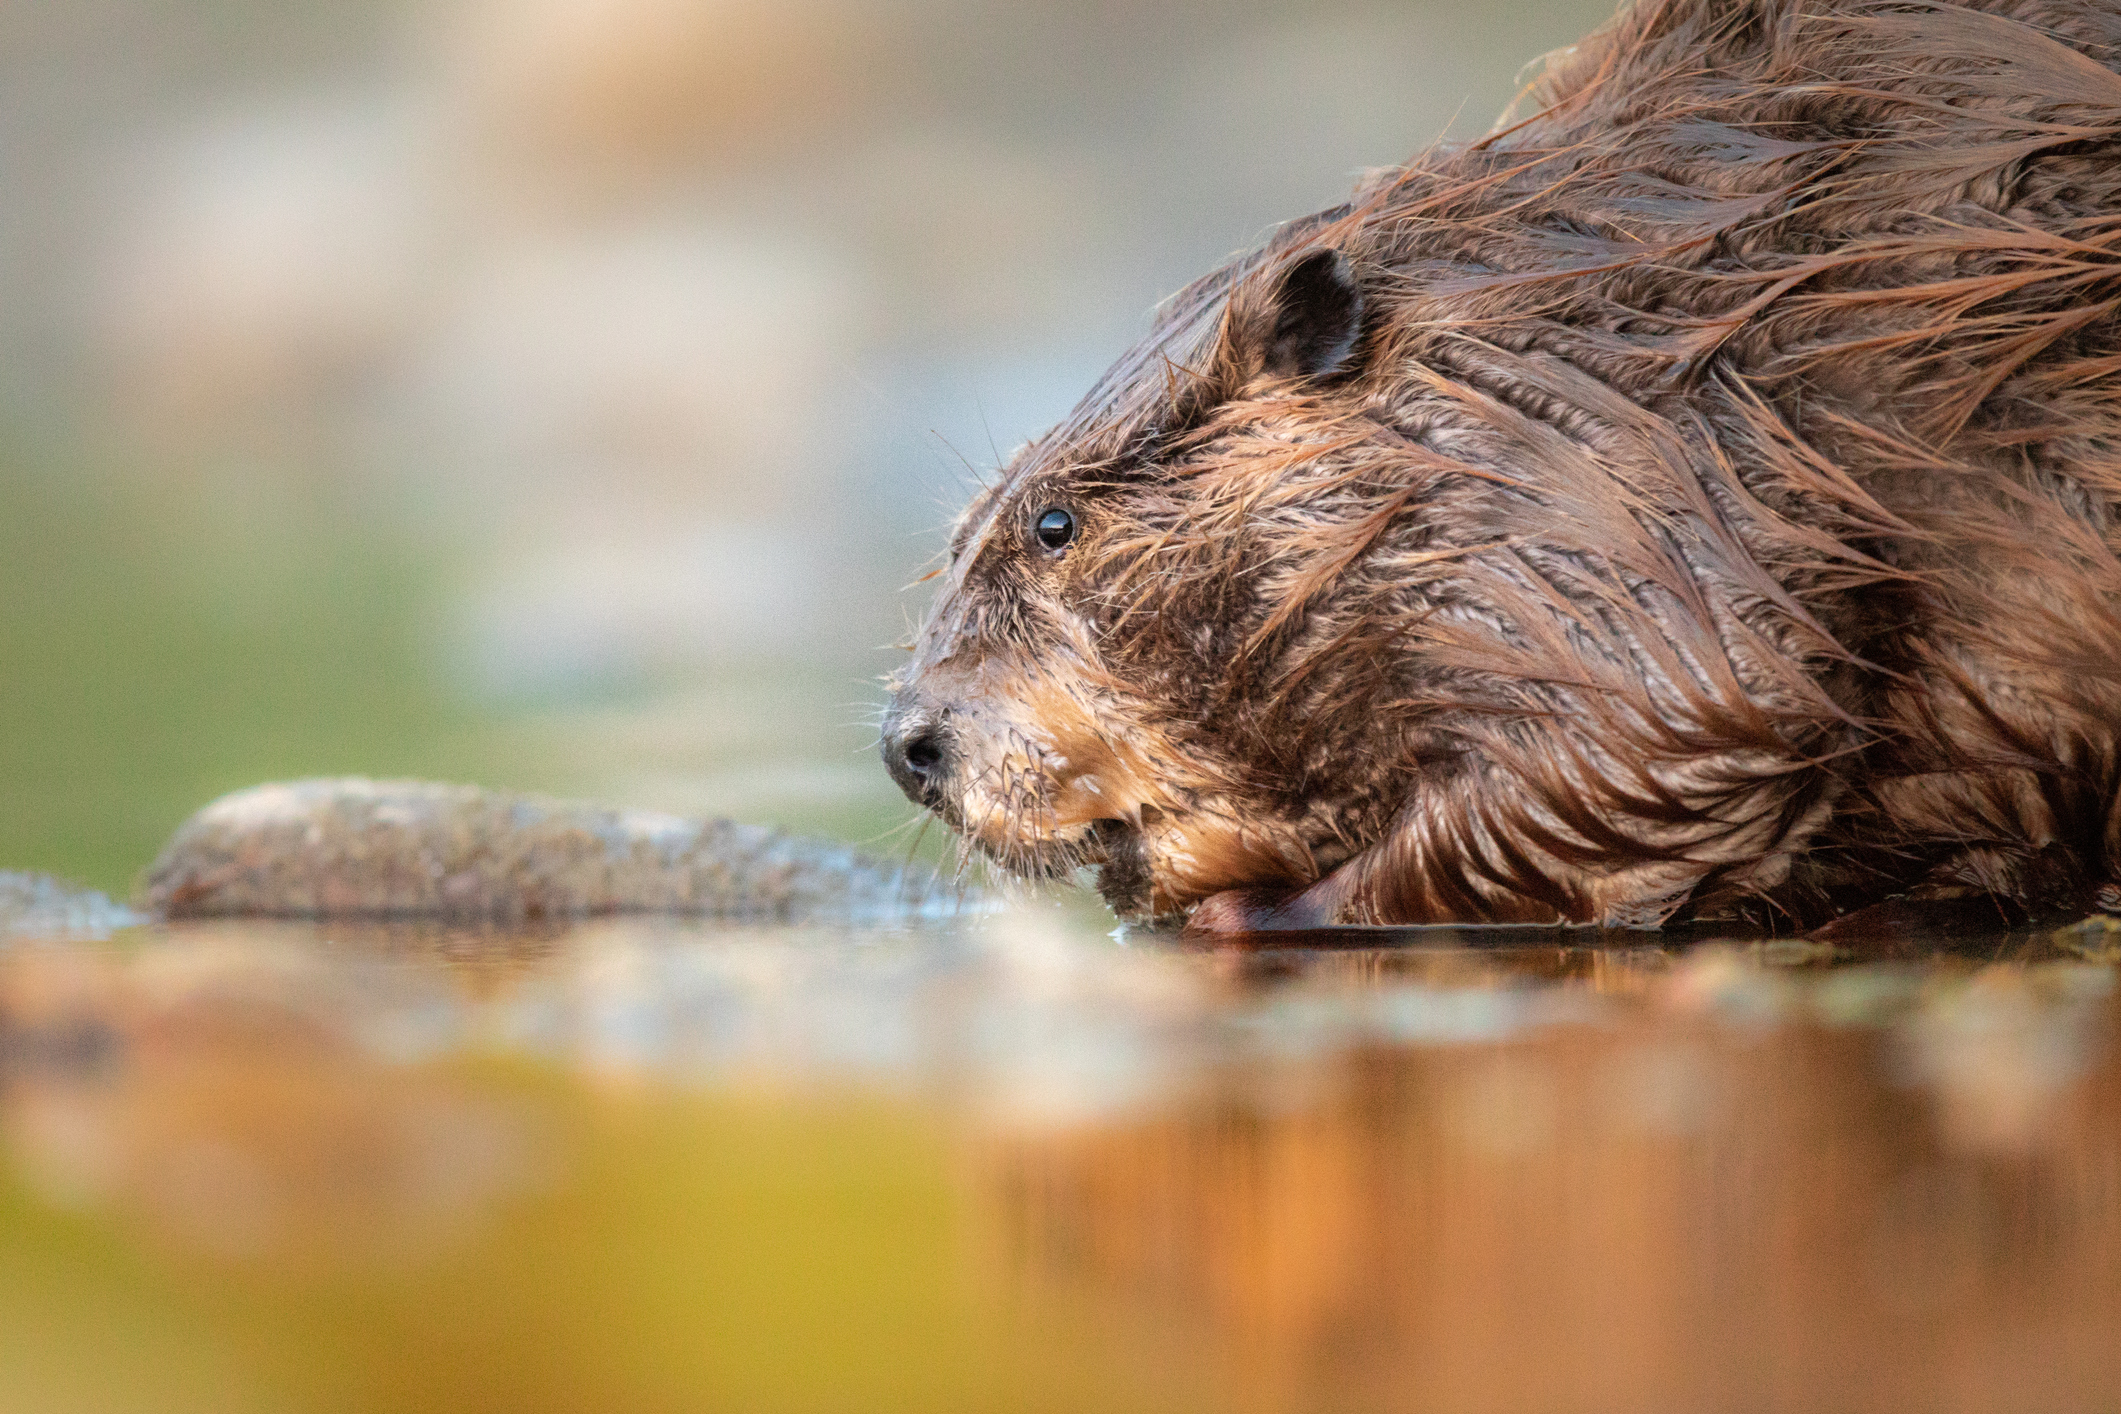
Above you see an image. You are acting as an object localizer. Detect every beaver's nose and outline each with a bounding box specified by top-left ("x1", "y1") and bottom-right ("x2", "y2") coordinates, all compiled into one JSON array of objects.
[{"x1": 881, "y1": 711, "x2": 951, "y2": 806}]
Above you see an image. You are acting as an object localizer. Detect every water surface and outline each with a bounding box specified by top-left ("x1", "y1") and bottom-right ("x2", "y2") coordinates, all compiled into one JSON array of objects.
[{"x1": 1, "y1": 909, "x2": 2116, "y2": 1412}]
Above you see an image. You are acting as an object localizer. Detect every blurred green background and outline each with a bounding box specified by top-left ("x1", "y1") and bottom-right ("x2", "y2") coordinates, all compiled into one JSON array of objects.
[{"x1": 0, "y1": 0, "x2": 1616, "y2": 896}]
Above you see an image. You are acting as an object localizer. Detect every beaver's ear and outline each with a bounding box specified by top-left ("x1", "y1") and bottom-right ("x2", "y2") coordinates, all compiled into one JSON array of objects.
[{"x1": 1254, "y1": 248, "x2": 1365, "y2": 381}]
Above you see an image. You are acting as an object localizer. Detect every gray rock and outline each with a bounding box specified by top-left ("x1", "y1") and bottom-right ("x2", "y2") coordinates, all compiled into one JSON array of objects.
[
  {"x1": 141, "y1": 778, "x2": 969, "y2": 924},
  {"x1": 0, "y1": 872, "x2": 142, "y2": 939}
]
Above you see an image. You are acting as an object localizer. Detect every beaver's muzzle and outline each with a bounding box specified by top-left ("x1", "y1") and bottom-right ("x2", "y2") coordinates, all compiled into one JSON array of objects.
[{"x1": 880, "y1": 701, "x2": 953, "y2": 810}]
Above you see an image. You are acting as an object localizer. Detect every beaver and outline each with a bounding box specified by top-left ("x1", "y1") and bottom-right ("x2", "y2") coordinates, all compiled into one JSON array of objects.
[{"x1": 881, "y1": 0, "x2": 2121, "y2": 933}]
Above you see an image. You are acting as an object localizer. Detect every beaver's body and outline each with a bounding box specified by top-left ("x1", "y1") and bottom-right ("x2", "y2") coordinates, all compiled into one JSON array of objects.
[{"x1": 884, "y1": 0, "x2": 2121, "y2": 931}]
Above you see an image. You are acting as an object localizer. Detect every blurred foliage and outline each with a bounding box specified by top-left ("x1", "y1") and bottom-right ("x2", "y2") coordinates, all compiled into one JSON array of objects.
[
  {"x1": 0, "y1": 443, "x2": 503, "y2": 895},
  {"x1": 0, "y1": 432, "x2": 937, "y2": 899}
]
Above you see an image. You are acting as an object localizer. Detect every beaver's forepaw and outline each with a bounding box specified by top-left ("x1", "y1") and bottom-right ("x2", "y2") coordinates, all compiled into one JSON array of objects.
[{"x1": 1184, "y1": 886, "x2": 1325, "y2": 935}]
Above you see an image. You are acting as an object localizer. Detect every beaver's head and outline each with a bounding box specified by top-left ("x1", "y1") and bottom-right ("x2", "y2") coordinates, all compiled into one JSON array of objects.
[{"x1": 882, "y1": 234, "x2": 1456, "y2": 921}]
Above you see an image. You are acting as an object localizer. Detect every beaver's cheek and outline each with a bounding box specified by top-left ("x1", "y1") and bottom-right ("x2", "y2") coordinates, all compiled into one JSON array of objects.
[
  {"x1": 1048, "y1": 773, "x2": 1116, "y2": 826},
  {"x1": 1048, "y1": 766, "x2": 1160, "y2": 829}
]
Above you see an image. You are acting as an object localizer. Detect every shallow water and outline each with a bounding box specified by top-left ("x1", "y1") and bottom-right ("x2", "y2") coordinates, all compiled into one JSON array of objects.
[{"x1": 0, "y1": 909, "x2": 2116, "y2": 1413}]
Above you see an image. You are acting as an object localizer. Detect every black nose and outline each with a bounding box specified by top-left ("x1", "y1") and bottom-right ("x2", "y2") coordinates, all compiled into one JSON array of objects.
[{"x1": 882, "y1": 712, "x2": 951, "y2": 806}]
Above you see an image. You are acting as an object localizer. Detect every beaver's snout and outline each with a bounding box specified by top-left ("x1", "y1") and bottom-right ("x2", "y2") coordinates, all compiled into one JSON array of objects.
[{"x1": 880, "y1": 702, "x2": 952, "y2": 809}]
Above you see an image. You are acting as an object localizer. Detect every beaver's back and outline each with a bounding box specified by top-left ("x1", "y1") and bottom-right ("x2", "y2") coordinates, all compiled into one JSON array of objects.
[{"x1": 1340, "y1": 0, "x2": 2121, "y2": 919}]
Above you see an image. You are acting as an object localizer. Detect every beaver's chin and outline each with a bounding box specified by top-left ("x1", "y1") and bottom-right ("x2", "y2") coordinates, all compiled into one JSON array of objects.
[
  {"x1": 958, "y1": 812, "x2": 1114, "y2": 886},
  {"x1": 963, "y1": 813, "x2": 1164, "y2": 919},
  {"x1": 959, "y1": 808, "x2": 1248, "y2": 925}
]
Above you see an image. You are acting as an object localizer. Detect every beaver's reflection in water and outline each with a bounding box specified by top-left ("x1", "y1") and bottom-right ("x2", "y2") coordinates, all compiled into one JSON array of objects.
[{"x1": 979, "y1": 943, "x2": 2121, "y2": 1413}]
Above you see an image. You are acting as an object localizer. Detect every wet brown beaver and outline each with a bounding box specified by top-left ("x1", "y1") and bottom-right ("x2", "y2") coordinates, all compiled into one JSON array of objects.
[{"x1": 882, "y1": 0, "x2": 2121, "y2": 932}]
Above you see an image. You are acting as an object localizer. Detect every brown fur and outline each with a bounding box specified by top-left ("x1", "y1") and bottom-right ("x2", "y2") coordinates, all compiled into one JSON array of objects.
[{"x1": 883, "y1": 0, "x2": 2121, "y2": 931}]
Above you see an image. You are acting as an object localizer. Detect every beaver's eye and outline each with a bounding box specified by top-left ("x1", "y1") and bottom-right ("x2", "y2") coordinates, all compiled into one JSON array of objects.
[{"x1": 1033, "y1": 507, "x2": 1077, "y2": 553}]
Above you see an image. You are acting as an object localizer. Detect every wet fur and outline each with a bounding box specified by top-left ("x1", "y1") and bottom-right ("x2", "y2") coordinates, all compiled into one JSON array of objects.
[{"x1": 889, "y1": 0, "x2": 2121, "y2": 930}]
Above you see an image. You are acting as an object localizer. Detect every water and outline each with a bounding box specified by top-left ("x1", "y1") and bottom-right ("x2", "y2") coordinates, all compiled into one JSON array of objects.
[{"x1": 0, "y1": 908, "x2": 2114, "y2": 1412}]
